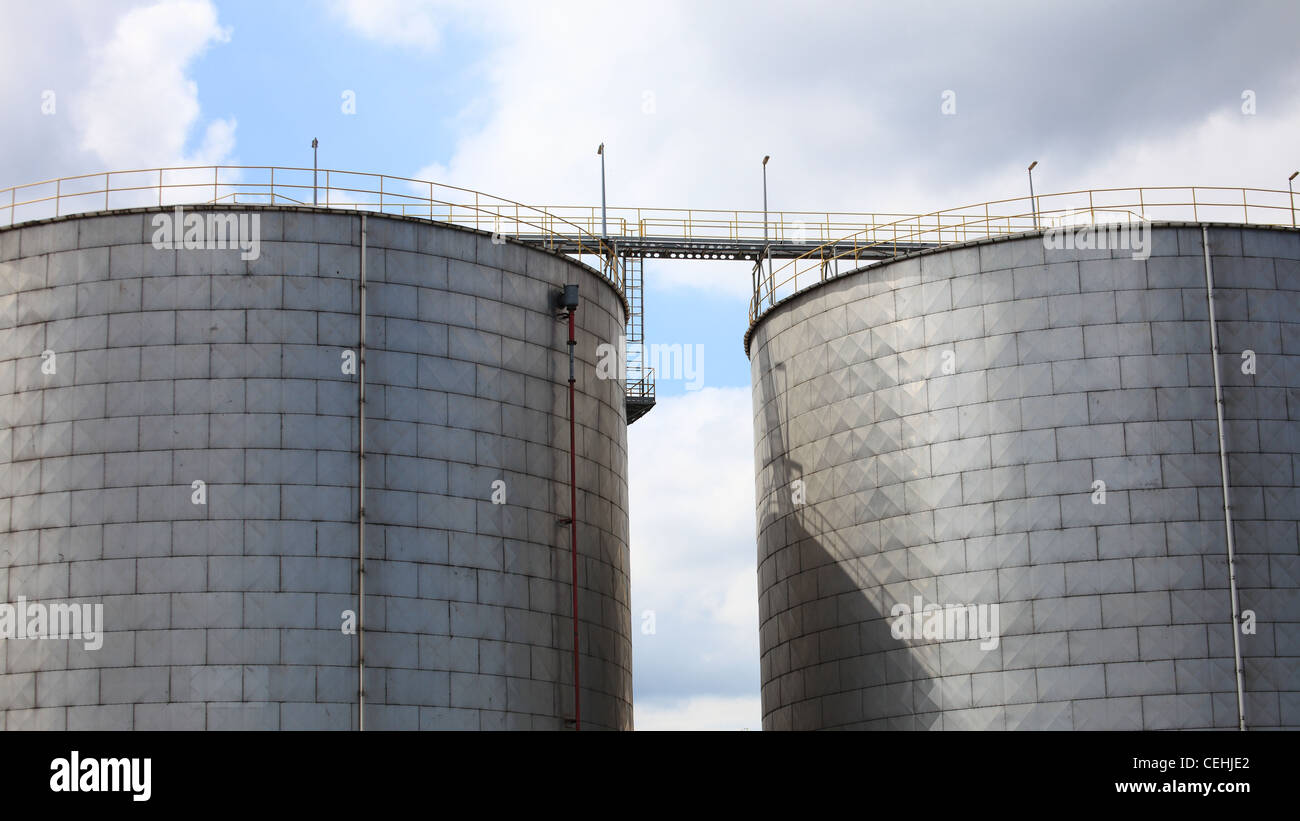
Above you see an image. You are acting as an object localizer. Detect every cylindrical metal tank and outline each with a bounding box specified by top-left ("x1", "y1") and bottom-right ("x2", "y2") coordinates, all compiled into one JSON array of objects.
[
  {"x1": 0, "y1": 206, "x2": 632, "y2": 730},
  {"x1": 747, "y1": 224, "x2": 1300, "y2": 730}
]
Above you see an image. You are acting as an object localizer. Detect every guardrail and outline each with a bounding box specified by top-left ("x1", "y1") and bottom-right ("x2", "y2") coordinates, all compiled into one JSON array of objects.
[
  {"x1": 626, "y1": 369, "x2": 656, "y2": 399},
  {"x1": 748, "y1": 185, "x2": 1300, "y2": 323},
  {"x1": 624, "y1": 369, "x2": 656, "y2": 424},
  {"x1": 6, "y1": 171, "x2": 1295, "y2": 331},
  {"x1": 506, "y1": 204, "x2": 926, "y2": 247},
  {"x1": 0, "y1": 165, "x2": 935, "y2": 261},
  {"x1": 0, "y1": 165, "x2": 625, "y2": 290}
]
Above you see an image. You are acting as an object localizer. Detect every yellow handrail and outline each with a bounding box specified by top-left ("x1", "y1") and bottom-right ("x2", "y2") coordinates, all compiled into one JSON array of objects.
[
  {"x1": 748, "y1": 185, "x2": 1299, "y2": 323},
  {"x1": 4, "y1": 171, "x2": 1296, "y2": 321},
  {"x1": 0, "y1": 165, "x2": 624, "y2": 291},
  {"x1": 0, "y1": 165, "x2": 932, "y2": 252}
]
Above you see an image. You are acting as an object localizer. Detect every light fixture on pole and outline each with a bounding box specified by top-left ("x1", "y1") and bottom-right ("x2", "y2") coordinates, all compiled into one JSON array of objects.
[
  {"x1": 1027, "y1": 161, "x2": 1038, "y2": 229},
  {"x1": 312, "y1": 138, "x2": 319, "y2": 206},
  {"x1": 597, "y1": 143, "x2": 607, "y2": 247},
  {"x1": 763, "y1": 155, "x2": 772, "y2": 296},
  {"x1": 1290, "y1": 171, "x2": 1298, "y2": 229}
]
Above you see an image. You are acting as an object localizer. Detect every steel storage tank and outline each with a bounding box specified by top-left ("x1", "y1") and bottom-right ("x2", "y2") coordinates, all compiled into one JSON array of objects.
[
  {"x1": 0, "y1": 206, "x2": 632, "y2": 730},
  {"x1": 747, "y1": 224, "x2": 1300, "y2": 730}
]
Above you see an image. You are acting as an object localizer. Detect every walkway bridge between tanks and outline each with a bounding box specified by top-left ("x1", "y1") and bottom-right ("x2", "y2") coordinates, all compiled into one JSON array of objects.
[{"x1": 4, "y1": 166, "x2": 1297, "y2": 418}]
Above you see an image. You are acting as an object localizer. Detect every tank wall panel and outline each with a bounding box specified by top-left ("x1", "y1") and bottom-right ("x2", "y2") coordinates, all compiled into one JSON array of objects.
[
  {"x1": 0, "y1": 208, "x2": 632, "y2": 730},
  {"x1": 749, "y1": 226, "x2": 1300, "y2": 730}
]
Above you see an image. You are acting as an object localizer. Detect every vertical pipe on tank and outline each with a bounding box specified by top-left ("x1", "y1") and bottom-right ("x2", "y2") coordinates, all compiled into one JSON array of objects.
[
  {"x1": 553, "y1": 283, "x2": 582, "y2": 729},
  {"x1": 1202, "y1": 225, "x2": 1246, "y2": 731},
  {"x1": 358, "y1": 214, "x2": 368, "y2": 731},
  {"x1": 568, "y1": 305, "x2": 581, "y2": 730}
]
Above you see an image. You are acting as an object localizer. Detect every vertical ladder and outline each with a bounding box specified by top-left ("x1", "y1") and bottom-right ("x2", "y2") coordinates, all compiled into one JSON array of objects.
[
  {"x1": 625, "y1": 255, "x2": 644, "y2": 386},
  {"x1": 622, "y1": 255, "x2": 655, "y2": 423}
]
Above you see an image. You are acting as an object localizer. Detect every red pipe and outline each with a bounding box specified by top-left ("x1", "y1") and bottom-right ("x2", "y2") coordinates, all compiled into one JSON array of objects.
[{"x1": 567, "y1": 307, "x2": 581, "y2": 731}]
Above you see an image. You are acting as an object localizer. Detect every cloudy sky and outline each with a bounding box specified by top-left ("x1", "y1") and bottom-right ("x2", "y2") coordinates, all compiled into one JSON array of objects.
[{"x1": 3, "y1": 0, "x2": 1298, "y2": 729}]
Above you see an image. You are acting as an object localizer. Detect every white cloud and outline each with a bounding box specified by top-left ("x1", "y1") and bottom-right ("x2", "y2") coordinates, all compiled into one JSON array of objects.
[
  {"x1": 74, "y1": 0, "x2": 234, "y2": 169},
  {"x1": 716, "y1": 566, "x2": 759, "y2": 630},
  {"x1": 1071, "y1": 103, "x2": 1300, "y2": 194},
  {"x1": 635, "y1": 695, "x2": 762, "y2": 731},
  {"x1": 629, "y1": 387, "x2": 755, "y2": 585},
  {"x1": 331, "y1": 0, "x2": 454, "y2": 51},
  {"x1": 646, "y1": 259, "x2": 754, "y2": 301},
  {"x1": 628, "y1": 388, "x2": 760, "y2": 703},
  {"x1": 0, "y1": 0, "x2": 236, "y2": 198},
  {"x1": 359, "y1": 1, "x2": 1300, "y2": 281}
]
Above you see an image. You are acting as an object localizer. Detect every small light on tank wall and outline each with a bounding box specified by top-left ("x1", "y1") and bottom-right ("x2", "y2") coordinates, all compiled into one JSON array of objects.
[{"x1": 556, "y1": 283, "x2": 580, "y2": 313}]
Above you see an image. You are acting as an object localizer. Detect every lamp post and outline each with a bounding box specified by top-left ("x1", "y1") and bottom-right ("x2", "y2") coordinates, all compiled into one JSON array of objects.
[
  {"x1": 1290, "y1": 171, "x2": 1297, "y2": 229},
  {"x1": 763, "y1": 155, "x2": 771, "y2": 296},
  {"x1": 597, "y1": 143, "x2": 607, "y2": 246},
  {"x1": 1027, "y1": 160, "x2": 1038, "y2": 229},
  {"x1": 312, "y1": 138, "x2": 319, "y2": 206}
]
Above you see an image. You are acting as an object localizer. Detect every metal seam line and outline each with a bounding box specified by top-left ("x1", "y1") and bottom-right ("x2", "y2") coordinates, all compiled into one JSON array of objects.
[
  {"x1": 358, "y1": 214, "x2": 368, "y2": 731},
  {"x1": 1202, "y1": 224, "x2": 1247, "y2": 731}
]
